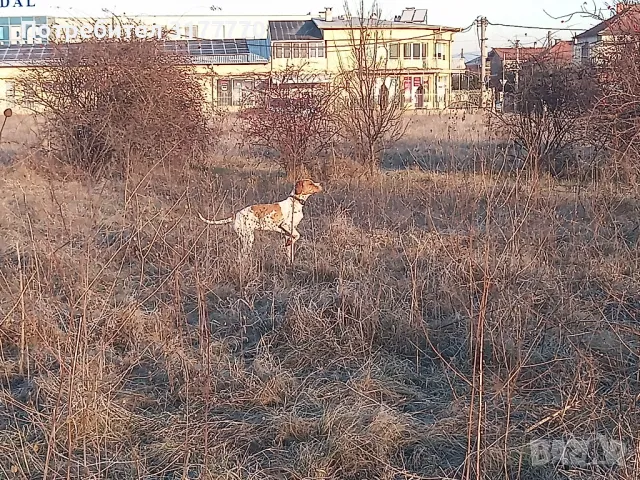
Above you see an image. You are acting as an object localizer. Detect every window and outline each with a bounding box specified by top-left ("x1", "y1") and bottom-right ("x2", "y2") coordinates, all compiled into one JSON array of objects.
[
  {"x1": 275, "y1": 42, "x2": 323, "y2": 59},
  {"x1": 389, "y1": 42, "x2": 399, "y2": 59},
  {"x1": 401, "y1": 42, "x2": 428, "y2": 59},
  {"x1": 293, "y1": 43, "x2": 309, "y2": 58},
  {"x1": 580, "y1": 43, "x2": 590, "y2": 63},
  {"x1": 435, "y1": 43, "x2": 446, "y2": 60},
  {"x1": 309, "y1": 41, "x2": 325, "y2": 57}
]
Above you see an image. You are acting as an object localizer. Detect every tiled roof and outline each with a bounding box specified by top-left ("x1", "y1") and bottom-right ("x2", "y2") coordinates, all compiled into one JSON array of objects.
[
  {"x1": 490, "y1": 41, "x2": 574, "y2": 65},
  {"x1": 545, "y1": 40, "x2": 573, "y2": 62},
  {"x1": 491, "y1": 47, "x2": 546, "y2": 61},
  {"x1": 268, "y1": 20, "x2": 323, "y2": 41}
]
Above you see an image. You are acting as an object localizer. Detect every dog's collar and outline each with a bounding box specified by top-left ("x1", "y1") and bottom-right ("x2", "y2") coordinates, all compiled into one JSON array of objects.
[{"x1": 289, "y1": 195, "x2": 306, "y2": 206}]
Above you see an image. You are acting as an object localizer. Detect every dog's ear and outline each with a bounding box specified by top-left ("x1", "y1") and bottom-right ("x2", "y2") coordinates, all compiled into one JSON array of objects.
[{"x1": 294, "y1": 180, "x2": 304, "y2": 195}]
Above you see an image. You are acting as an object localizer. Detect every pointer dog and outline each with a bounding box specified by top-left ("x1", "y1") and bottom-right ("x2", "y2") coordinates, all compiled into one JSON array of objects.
[{"x1": 197, "y1": 179, "x2": 323, "y2": 260}]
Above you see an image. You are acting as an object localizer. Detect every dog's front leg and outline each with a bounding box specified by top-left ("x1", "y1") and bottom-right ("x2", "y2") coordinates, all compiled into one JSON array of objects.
[{"x1": 279, "y1": 226, "x2": 296, "y2": 264}]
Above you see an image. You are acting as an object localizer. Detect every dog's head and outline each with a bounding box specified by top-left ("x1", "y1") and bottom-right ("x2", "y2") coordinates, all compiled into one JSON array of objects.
[{"x1": 294, "y1": 179, "x2": 323, "y2": 196}]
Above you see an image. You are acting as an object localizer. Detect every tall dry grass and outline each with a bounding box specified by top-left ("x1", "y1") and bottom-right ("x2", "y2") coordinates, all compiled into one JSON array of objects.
[{"x1": 0, "y1": 113, "x2": 638, "y2": 479}]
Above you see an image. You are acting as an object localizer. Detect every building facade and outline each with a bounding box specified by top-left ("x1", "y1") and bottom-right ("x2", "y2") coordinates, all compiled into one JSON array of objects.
[
  {"x1": 573, "y1": 3, "x2": 640, "y2": 64},
  {"x1": 0, "y1": 7, "x2": 461, "y2": 113}
]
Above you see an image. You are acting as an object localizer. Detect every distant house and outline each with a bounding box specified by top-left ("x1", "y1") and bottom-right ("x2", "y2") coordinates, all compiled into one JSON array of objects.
[
  {"x1": 488, "y1": 41, "x2": 573, "y2": 92},
  {"x1": 464, "y1": 54, "x2": 488, "y2": 76},
  {"x1": 488, "y1": 47, "x2": 544, "y2": 92},
  {"x1": 573, "y1": 3, "x2": 640, "y2": 64}
]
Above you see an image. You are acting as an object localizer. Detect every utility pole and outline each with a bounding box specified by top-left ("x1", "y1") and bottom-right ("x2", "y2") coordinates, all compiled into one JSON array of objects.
[
  {"x1": 479, "y1": 16, "x2": 488, "y2": 108},
  {"x1": 547, "y1": 30, "x2": 552, "y2": 48}
]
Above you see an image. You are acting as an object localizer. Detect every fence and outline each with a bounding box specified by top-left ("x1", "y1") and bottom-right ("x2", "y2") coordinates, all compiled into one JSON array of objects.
[{"x1": 447, "y1": 89, "x2": 494, "y2": 109}]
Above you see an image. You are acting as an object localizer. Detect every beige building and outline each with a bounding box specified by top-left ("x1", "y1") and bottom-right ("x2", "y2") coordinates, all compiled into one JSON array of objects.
[{"x1": 0, "y1": 7, "x2": 462, "y2": 113}]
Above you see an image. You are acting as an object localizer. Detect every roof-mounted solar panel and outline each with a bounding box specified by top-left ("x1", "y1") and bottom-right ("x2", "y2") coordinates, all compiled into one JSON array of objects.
[
  {"x1": 399, "y1": 9, "x2": 414, "y2": 22},
  {"x1": 413, "y1": 9, "x2": 427, "y2": 22}
]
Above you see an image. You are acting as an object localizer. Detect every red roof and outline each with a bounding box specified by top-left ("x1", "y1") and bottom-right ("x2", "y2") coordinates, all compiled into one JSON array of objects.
[
  {"x1": 491, "y1": 47, "x2": 545, "y2": 61},
  {"x1": 575, "y1": 4, "x2": 640, "y2": 39},
  {"x1": 545, "y1": 40, "x2": 574, "y2": 63},
  {"x1": 490, "y1": 40, "x2": 574, "y2": 65}
]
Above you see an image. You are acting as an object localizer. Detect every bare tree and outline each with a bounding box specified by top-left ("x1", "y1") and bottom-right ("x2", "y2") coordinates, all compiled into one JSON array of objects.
[
  {"x1": 239, "y1": 64, "x2": 340, "y2": 180},
  {"x1": 333, "y1": 0, "x2": 408, "y2": 173}
]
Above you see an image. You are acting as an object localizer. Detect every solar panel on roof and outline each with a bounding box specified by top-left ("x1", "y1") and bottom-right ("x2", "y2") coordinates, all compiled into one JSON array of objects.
[
  {"x1": 399, "y1": 9, "x2": 414, "y2": 22},
  {"x1": 413, "y1": 9, "x2": 427, "y2": 22},
  {"x1": 0, "y1": 38, "x2": 257, "y2": 65}
]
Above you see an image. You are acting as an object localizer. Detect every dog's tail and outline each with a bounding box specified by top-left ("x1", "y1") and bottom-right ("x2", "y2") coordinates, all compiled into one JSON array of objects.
[{"x1": 198, "y1": 212, "x2": 234, "y2": 225}]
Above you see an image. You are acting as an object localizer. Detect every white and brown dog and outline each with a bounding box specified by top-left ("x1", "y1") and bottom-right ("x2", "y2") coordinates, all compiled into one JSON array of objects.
[{"x1": 198, "y1": 179, "x2": 323, "y2": 260}]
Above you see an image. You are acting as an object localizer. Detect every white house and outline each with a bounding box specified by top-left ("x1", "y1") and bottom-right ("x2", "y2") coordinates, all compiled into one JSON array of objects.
[{"x1": 573, "y1": 3, "x2": 640, "y2": 64}]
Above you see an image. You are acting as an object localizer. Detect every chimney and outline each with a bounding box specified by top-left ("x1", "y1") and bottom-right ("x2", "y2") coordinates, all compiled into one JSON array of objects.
[{"x1": 325, "y1": 7, "x2": 333, "y2": 21}]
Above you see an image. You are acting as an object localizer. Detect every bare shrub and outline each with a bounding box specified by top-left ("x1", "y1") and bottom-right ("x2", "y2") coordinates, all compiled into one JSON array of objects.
[
  {"x1": 492, "y1": 58, "x2": 599, "y2": 177},
  {"x1": 238, "y1": 64, "x2": 340, "y2": 180},
  {"x1": 16, "y1": 31, "x2": 215, "y2": 177},
  {"x1": 333, "y1": 0, "x2": 408, "y2": 173}
]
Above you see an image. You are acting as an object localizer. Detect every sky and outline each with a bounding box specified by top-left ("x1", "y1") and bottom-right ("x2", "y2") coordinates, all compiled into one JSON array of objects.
[{"x1": 11, "y1": 0, "x2": 613, "y2": 57}]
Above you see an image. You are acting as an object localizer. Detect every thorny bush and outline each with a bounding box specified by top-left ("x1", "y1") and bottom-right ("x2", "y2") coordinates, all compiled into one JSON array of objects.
[
  {"x1": 492, "y1": 57, "x2": 599, "y2": 177},
  {"x1": 17, "y1": 32, "x2": 216, "y2": 177}
]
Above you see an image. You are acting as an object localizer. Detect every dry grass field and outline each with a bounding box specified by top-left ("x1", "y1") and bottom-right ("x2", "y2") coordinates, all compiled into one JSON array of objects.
[{"x1": 0, "y1": 111, "x2": 638, "y2": 479}]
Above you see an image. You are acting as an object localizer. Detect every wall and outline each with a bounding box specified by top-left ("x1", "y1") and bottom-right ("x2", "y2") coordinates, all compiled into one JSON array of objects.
[{"x1": 0, "y1": 62, "x2": 272, "y2": 114}]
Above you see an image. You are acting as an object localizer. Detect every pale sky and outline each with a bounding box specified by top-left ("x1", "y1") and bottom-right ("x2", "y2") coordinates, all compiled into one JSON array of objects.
[{"x1": 19, "y1": 0, "x2": 609, "y2": 57}]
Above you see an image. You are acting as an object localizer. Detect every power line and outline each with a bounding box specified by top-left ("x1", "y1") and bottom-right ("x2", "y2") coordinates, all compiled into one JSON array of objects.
[{"x1": 486, "y1": 21, "x2": 586, "y2": 31}]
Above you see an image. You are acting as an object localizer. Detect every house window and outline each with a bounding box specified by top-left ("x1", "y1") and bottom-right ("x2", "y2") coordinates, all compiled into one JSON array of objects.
[
  {"x1": 293, "y1": 43, "x2": 309, "y2": 58},
  {"x1": 402, "y1": 42, "x2": 427, "y2": 59},
  {"x1": 412, "y1": 43, "x2": 421, "y2": 58},
  {"x1": 389, "y1": 42, "x2": 399, "y2": 59},
  {"x1": 309, "y1": 41, "x2": 325, "y2": 57},
  {"x1": 580, "y1": 43, "x2": 590, "y2": 63},
  {"x1": 276, "y1": 42, "x2": 322, "y2": 58},
  {"x1": 435, "y1": 43, "x2": 446, "y2": 60}
]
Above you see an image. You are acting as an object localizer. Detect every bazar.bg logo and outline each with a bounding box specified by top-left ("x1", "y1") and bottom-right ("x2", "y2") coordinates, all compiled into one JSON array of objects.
[
  {"x1": 0, "y1": 0, "x2": 36, "y2": 7},
  {"x1": 22, "y1": 22, "x2": 196, "y2": 41},
  {"x1": 529, "y1": 435, "x2": 627, "y2": 468}
]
